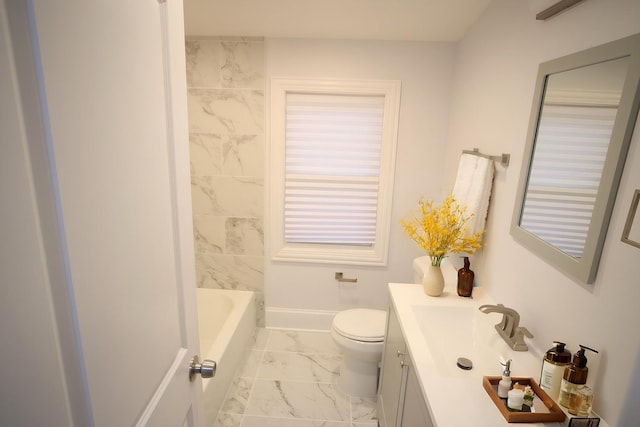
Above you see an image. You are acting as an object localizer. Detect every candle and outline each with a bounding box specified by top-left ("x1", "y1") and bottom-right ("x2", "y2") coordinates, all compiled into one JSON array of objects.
[{"x1": 507, "y1": 388, "x2": 524, "y2": 411}]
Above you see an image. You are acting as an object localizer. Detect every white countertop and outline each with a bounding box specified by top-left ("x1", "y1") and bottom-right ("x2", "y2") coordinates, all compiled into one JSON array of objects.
[{"x1": 388, "y1": 282, "x2": 603, "y2": 427}]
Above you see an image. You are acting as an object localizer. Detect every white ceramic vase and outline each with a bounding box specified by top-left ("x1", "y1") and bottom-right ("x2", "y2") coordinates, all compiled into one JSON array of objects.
[{"x1": 422, "y1": 264, "x2": 445, "y2": 297}]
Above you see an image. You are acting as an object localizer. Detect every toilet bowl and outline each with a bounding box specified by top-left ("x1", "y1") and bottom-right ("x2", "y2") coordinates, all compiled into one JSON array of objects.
[{"x1": 331, "y1": 308, "x2": 387, "y2": 397}]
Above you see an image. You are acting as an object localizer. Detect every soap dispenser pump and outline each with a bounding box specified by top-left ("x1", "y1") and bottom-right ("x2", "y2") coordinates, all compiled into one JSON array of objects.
[
  {"x1": 558, "y1": 345, "x2": 598, "y2": 407},
  {"x1": 498, "y1": 359, "x2": 512, "y2": 398}
]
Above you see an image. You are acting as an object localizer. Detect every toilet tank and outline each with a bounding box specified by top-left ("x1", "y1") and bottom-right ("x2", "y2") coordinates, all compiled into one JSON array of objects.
[{"x1": 412, "y1": 256, "x2": 431, "y2": 283}]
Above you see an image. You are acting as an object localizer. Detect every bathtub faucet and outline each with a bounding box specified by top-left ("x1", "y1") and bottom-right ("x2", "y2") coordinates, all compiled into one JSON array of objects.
[{"x1": 478, "y1": 304, "x2": 533, "y2": 352}]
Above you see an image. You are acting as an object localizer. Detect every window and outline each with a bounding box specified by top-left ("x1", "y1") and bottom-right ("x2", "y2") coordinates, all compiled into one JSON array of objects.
[
  {"x1": 520, "y1": 89, "x2": 619, "y2": 257},
  {"x1": 269, "y1": 78, "x2": 401, "y2": 265}
]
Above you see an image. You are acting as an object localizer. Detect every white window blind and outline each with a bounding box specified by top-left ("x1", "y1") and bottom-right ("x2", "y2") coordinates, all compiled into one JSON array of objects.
[
  {"x1": 520, "y1": 103, "x2": 617, "y2": 257},
  {"x1": 284, "y1": 93, "x2": 385, "y2": 246},
  {"x1": 269, "y1": 78, "x2": 401, "y2": 265}
]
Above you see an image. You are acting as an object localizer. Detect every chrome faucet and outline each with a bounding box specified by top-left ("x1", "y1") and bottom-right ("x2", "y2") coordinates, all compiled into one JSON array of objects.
[{"x1": 478, "y1": 304, "x2": 533, "y2": 351}]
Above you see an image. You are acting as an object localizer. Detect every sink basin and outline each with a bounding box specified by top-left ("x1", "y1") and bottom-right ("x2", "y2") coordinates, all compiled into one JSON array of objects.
[{"x1": 411, "y1": 305, "x2": 533, "y2": 377}]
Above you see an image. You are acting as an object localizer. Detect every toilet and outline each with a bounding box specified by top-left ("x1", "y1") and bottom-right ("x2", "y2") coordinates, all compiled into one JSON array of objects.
[{"x1": 331, "y1": 308, "x2": 387, "y2": 397}]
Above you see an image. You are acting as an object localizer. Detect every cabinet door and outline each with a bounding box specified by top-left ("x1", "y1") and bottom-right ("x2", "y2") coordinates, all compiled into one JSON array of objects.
[
  {"x1": 400, "y1": 357, "x2": 434, "y2": 427},
  {"x1": 377, "y1": 305, "x2": 408, "y2": 427}
]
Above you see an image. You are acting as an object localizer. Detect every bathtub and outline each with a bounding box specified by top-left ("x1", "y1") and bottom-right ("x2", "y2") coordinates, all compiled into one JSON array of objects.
[{"x1": 196, "y1": 288, "x2": 256, "y2": 426}]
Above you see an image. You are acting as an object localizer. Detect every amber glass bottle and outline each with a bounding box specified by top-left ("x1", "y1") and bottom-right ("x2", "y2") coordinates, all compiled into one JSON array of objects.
[
  {"x1": 559, "y1": 345, "x2": 598, "y2": 407},
  {"x1": 457, "y1": 257, "x2": 474, "y2": 297}
]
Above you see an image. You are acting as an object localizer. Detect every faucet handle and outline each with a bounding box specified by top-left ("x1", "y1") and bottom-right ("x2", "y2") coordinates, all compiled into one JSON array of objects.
[
  {"x1": 511, "y1": 326, "x2": 533, "y2": 351},
  {"x1": 518, "y1": 327, "x2": 533, "y2": 338}
]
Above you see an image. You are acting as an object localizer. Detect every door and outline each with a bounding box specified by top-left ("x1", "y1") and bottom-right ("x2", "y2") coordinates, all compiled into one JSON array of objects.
[
  {"x1": 1, "y1": 0, "x2": 203, "y2": 426},
  {"x1": 400, "y1": 359, "x2": 434, "y2": 427}
]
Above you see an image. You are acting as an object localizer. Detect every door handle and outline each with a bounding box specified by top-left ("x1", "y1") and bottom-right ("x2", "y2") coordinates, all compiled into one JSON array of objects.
[{"x1": 189, "y1": 355, "x2": 216, "y2": 382}]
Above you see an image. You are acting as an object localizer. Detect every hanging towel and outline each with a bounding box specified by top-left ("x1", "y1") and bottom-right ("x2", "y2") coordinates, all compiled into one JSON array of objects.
[{"x1": 452, "y1": 153, "x2": 495, "y2": 238}]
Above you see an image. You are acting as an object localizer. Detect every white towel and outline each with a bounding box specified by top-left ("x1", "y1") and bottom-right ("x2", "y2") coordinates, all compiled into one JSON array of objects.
[{"x1": 452, "y1": 153, "x2": 494, "y2": 238}]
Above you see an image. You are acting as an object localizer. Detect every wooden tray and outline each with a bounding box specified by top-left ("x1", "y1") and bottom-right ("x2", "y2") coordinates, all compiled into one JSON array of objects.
[{"x1": 482, "y1": 376, "x2": 566, "y2": 423}]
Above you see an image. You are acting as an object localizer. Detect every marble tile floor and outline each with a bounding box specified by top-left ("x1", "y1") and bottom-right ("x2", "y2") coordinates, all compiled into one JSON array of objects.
[{"x1": 213, "y1": 328, "x2": 378, "y2": 427}]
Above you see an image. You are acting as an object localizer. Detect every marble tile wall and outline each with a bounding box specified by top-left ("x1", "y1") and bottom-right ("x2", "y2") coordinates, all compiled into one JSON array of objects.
[{"x1": 185, "y1": 37, "x2": 265, "y2": 325}]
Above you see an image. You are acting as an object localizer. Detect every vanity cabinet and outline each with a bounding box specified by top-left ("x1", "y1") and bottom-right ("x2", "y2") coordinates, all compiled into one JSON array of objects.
[{"x1": 377, "y1": 304, "x2": 433, "y2": 427}]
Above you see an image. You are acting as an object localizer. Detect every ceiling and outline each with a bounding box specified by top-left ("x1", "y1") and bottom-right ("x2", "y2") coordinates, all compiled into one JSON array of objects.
[{"x1": 183, "y1": 0, "x2": 495, "y2": 42}]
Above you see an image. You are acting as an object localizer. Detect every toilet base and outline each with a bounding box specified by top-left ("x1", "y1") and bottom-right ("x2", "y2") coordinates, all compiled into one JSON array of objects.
[{"x1": 337, "y1": 357, "x2": 380, "y2": 398}]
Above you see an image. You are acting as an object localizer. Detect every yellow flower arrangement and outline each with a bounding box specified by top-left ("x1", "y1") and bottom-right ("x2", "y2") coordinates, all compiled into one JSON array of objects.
[{"x1": 401, "y1": 195, "x2": 483, "y2": 267}]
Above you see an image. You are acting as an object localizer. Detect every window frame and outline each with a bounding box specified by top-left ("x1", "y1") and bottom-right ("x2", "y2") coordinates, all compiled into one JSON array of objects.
[{"x1": 268, "y1": 77, "x2": 401, "y2": 266}]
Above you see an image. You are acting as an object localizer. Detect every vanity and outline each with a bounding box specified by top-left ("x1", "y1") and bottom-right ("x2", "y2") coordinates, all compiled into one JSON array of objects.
[{"x1": 377, "y1": 283, "x2": 610, "y2": 427}]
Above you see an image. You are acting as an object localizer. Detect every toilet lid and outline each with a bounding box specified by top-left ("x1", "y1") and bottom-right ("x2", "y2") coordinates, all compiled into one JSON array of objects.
[{"x1": 333, "y1": 309, "x2": 386, "y2": 342}]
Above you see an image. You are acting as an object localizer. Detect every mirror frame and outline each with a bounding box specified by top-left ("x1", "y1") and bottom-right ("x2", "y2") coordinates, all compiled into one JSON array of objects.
[{"x1": 511, "y1": 33, "x2": 640, "y2": 284}]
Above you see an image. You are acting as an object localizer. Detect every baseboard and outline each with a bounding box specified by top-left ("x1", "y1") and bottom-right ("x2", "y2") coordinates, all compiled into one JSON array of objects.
[{"x1": 265, "y1": 306, "x2": 338, "y2": 331}]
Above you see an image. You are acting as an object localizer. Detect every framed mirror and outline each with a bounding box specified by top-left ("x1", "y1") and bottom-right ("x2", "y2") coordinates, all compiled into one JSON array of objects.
[{"x1": 511, "y1": 33, "x2": 640, "y2": 284}]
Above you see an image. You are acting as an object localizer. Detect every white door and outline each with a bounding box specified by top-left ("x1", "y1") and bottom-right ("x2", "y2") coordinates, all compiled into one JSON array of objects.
[{"x1": 1, "y1": 1, "x2": 204, "y2": 426}]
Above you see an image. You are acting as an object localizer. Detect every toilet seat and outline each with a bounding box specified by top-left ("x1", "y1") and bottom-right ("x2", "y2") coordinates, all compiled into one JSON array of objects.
[{"x1": 332, "y1": 309, "x2": 386, "y2": 342}]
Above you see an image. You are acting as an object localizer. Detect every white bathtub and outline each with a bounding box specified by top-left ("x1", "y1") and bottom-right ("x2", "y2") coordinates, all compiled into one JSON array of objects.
[{"x1": 196, "y1": 288, "x2": 256, "y2": 426}]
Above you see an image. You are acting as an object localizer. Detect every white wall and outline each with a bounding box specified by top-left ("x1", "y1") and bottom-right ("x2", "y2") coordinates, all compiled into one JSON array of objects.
[
  {"x1": 444, "y1": 0, "x2": 640, "y2": 425},
  {"x1": 264, "y1": 39, "x2": 456, "y2": 326}
]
